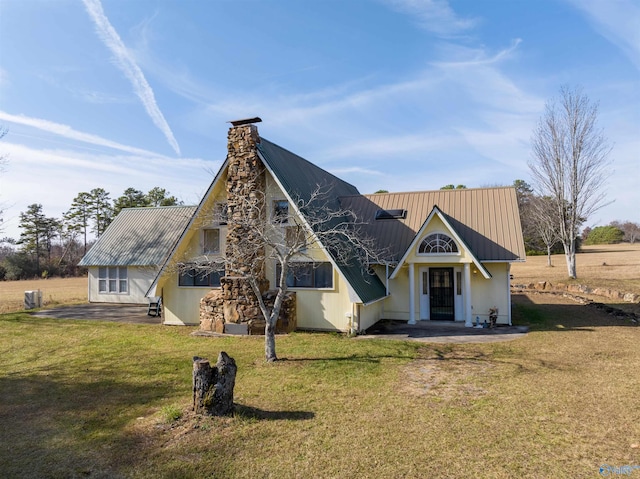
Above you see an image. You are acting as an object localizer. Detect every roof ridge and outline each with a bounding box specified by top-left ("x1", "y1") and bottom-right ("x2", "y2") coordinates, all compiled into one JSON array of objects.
[
  {"x1": 118, "y1": 205, "x2": 197, "y2": 211},
  {"x1": 352, "y1": 186, "x2": 515, "y2": 198}
]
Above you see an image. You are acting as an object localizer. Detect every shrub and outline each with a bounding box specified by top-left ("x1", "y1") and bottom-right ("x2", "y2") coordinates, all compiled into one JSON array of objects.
[{"x1": 584, "y1": 225, "x2": 624, "y2": 245}]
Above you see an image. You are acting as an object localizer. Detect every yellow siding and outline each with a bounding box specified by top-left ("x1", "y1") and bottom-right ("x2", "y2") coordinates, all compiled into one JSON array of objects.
[
  {"x1": 359, "y1": 300, "x2": 384, "y2": 331},
  {"x1": 381, "y1": 265, "x2": 411, "y2": 321},
  {"x1": 156, "y1": 173, "x2": 228, "y2": 323},
  {"x1": 470, "y1": 263, "x2": 510, "y2": 324},
  {"x1": 286, "y1": 268, "x2": 354, "y2": 332},
  {"x1": 161, "y1": 281, "x2": 214, "y2": 326}
]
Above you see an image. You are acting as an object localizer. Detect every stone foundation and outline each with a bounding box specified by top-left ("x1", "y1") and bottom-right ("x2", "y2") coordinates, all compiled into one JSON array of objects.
[{"x1": 199, "y1": 285, "x2": 297, "y2": 335}]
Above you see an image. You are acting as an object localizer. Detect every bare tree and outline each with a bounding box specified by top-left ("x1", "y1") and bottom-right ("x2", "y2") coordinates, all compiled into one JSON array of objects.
[
  {"x1": 184, "y1": 178, "x2": 383, "y2": 362},
  {"x1": 529, "y1": 86, "x2": 612, "y2": 279},
  {"x1": 529, "y1": 195, "x2": 559, "y2": 266},
  {"x1": 610, "y1": 220, "x2": 640, "y2": 244}
]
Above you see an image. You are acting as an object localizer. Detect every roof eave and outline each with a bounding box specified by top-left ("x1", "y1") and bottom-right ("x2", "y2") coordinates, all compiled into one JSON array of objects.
[{"x1": 146, "y1": 158, "x2": 229, "y2": 297}]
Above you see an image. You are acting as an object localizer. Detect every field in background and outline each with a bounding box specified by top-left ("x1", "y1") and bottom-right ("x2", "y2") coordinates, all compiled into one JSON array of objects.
[
  {"x1": 0, "y1": 244, "x2": 638, "y2": 314},
  {"x1": 0, "y1": 277, "x2": 87, "y2": 314},
  {"x1": 511, "y1": 243, "x2": 640, "y2": 295}
]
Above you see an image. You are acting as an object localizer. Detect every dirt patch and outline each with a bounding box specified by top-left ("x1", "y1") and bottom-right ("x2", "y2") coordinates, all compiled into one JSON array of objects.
[{"x1": 400, "y1": 349, "x2": 493, "y2": 401}]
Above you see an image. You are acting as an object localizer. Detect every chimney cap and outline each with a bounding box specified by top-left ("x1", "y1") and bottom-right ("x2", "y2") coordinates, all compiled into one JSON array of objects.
[{"x1": 228, "y1": 117, "x2": 262, "y2": 127}]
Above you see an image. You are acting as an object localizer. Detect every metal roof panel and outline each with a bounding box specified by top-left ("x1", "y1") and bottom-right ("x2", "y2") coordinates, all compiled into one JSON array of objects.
[{"x1": 78, "y1": 205, "x2": 196, "y2": 267}]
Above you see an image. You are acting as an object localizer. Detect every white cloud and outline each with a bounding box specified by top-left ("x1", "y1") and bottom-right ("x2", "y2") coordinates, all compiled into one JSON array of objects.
[
  {"x1": 381, "y1": 0, "x2": 478, "y2": 37},
  {"x1": 81, "y1": 0, "x2": 181, "y2": 155},
  {"x1": 0, "y1": 141, "x2": 215, "y2": 240},
  {"x1": 565, "y1": 0, "x2": 640, "y2": 70},
  {"x1": 0, "y1": 110, "x2": 166, "y2": 158}
]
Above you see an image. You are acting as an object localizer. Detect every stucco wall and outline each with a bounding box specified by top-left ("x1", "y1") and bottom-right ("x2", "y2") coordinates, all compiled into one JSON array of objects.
[
  {"x1": 161, "y1": 280, "x2": 213, "y2": 326},
  {"x1": 286, "y1": 269, "x2": 353, "y2": 332},
  {"x1": 359, "y1": 299, "x2": 384, "y2": 331},
  {"x1": 470, "y1": 262, "x2": 511, "y2": 324}
]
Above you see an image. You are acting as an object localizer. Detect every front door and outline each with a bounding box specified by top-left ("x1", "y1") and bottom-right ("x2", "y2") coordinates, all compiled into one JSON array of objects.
[{"x1": 429, "y1": 268, "x2": 454, "y2": 320}]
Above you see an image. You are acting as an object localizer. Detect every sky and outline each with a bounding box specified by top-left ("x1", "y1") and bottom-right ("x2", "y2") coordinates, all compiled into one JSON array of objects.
[{"x1": 0, "y1": 0, "x2": 638, "y2": 242}]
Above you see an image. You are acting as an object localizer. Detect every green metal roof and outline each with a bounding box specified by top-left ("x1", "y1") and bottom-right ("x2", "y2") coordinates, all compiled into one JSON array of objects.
[
  {"x1": 257, "y1": 138, "x2": 388, "y2": 304},
  {"x1": 78, "y1": 205, "x2": 196, "y2": 267}
]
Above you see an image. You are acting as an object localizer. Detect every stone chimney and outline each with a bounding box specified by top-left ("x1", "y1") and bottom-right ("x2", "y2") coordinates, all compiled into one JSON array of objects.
[
  {"x1": 199, "y1": 119, "x2": 296, "y2": 335},
  {"x1": 222, "y1": 122, "x2": 269, "y2": 326}
]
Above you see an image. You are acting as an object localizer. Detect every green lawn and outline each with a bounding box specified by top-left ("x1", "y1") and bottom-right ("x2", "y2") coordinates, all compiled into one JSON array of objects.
[{"x1": 1, "y1": 295, "x2": 639, "y2": 478}]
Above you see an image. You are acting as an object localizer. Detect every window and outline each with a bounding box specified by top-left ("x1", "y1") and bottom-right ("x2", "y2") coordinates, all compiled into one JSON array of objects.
[
  {"x1": 276, "y1": 262, "x2": 333, "y2": 289},
  {"x1": 456, "y1": 271, "x2": 462, "y2": 295},
  {"x1": 203, "y1": 228, "x2": 220, "y2": 254},
  {"x1": 98, "y1": 266, "x2": 128, "y2": 294},
  {"x1": 179, "y1": 266, "x2": 224, "y2": 287},
  {"x1": 213, "y1": 202, "x2": 228, "y2": 225},
  {"x1": 418, "y1": 233, "x2": 459, "y2": 254},
  {"x1": 375, "y1": 209, "x2": 407, "y2": 220},
  {"x1": 273, "y1": 200, "x2": 289, "y2": 224},
  {"x1": 285, "y1": 225, "x2": 306, "y2": 250}
]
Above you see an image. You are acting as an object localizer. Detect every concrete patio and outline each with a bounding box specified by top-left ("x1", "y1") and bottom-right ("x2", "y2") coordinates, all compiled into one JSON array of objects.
[
  {"x1": 31, "y1": 303, "x2": 161, "y2": 325},
  {"x1": 359, "y1": 319, "x2": 529, "y2": 343}
]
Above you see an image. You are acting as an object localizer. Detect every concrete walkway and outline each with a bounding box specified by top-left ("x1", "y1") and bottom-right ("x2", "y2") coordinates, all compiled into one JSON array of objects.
[
  {"x1": 358, "y1": 320, "x2": 529, "y2": 344},
  {"x1": 31, "y1": 303, "x2": 161, "y2": 325}
]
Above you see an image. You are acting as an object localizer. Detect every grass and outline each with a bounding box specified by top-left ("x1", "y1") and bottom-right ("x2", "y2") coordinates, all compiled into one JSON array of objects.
[
  {"x1": 1, "y1": 244, "x2": 639, "y2": 477},
  {"x1": 511, "y1": 243, "x2": 640, "y2": 296},
  {"x1": 1, "y1": 305, "x2": 639, "y2": 478},
  {"x1": 0, "y1": 277, "x2": 87, "y2": 313}
]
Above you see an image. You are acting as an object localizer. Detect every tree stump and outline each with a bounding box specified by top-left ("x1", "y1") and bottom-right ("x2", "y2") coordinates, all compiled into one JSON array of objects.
[{"x1": 192, "y1": 352, "x2": 237, "y2": 416}]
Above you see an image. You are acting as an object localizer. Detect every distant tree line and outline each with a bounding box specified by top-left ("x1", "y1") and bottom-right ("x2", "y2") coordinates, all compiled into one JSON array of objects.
[
  {"x1": 0, "y1": 187, "x2": 181, "y2": 280},
  {"x1": 438, "y1": 179, "x2": 637, "y2": 261}
]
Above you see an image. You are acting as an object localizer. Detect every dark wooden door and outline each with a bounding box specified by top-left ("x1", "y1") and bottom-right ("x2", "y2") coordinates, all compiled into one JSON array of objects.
[{"x1": 429, "y1": 268, "x2": 454, "y2": 320}]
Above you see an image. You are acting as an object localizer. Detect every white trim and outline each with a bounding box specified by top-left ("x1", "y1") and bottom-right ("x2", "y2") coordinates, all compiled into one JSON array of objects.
[
  {"x1": 416, "y1": 231, "x2": 461, "y2": 256},
  {"x1": 419, "y1": 266, "x2": 429, "y2": 320},
  {"x1": 464, "y1": 263, "x2": 473, "y2": 327},
  {"x1": 408, "y1": 263, "x2": 416, "y2": 324}
]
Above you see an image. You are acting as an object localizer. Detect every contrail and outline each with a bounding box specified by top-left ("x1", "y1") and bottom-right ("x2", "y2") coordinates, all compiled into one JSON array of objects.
[
  {"x1": 0, "y1": 110, "x2": 167, "y2": 158},
  {"x1": 82, "y1": 0, "x2": 181, "y2": 156}
]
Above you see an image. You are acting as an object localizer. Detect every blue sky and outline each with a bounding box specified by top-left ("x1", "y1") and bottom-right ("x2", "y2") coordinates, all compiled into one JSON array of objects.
[{"x1": 0, "y1": 0, "x2": 638, "y2": 241}]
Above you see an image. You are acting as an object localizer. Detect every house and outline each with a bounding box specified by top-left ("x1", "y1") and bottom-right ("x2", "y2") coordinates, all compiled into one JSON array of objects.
[
  {"x1": 78, "y1": 205, "x2": 196, "y2": 304},
  {"x1": 146, "y1": 120, "x2": 525, "y2": 332}
]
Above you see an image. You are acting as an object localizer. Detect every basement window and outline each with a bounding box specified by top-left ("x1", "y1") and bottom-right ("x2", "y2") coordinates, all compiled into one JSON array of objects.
[{"x1": 375, "y1": 209, "x2": 407, "y2": 220}]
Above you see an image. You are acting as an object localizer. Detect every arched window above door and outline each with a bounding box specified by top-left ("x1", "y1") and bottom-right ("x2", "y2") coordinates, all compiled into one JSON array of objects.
[{"x1": 418, "y1": 233, "x2": 459, "y2": 254}]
